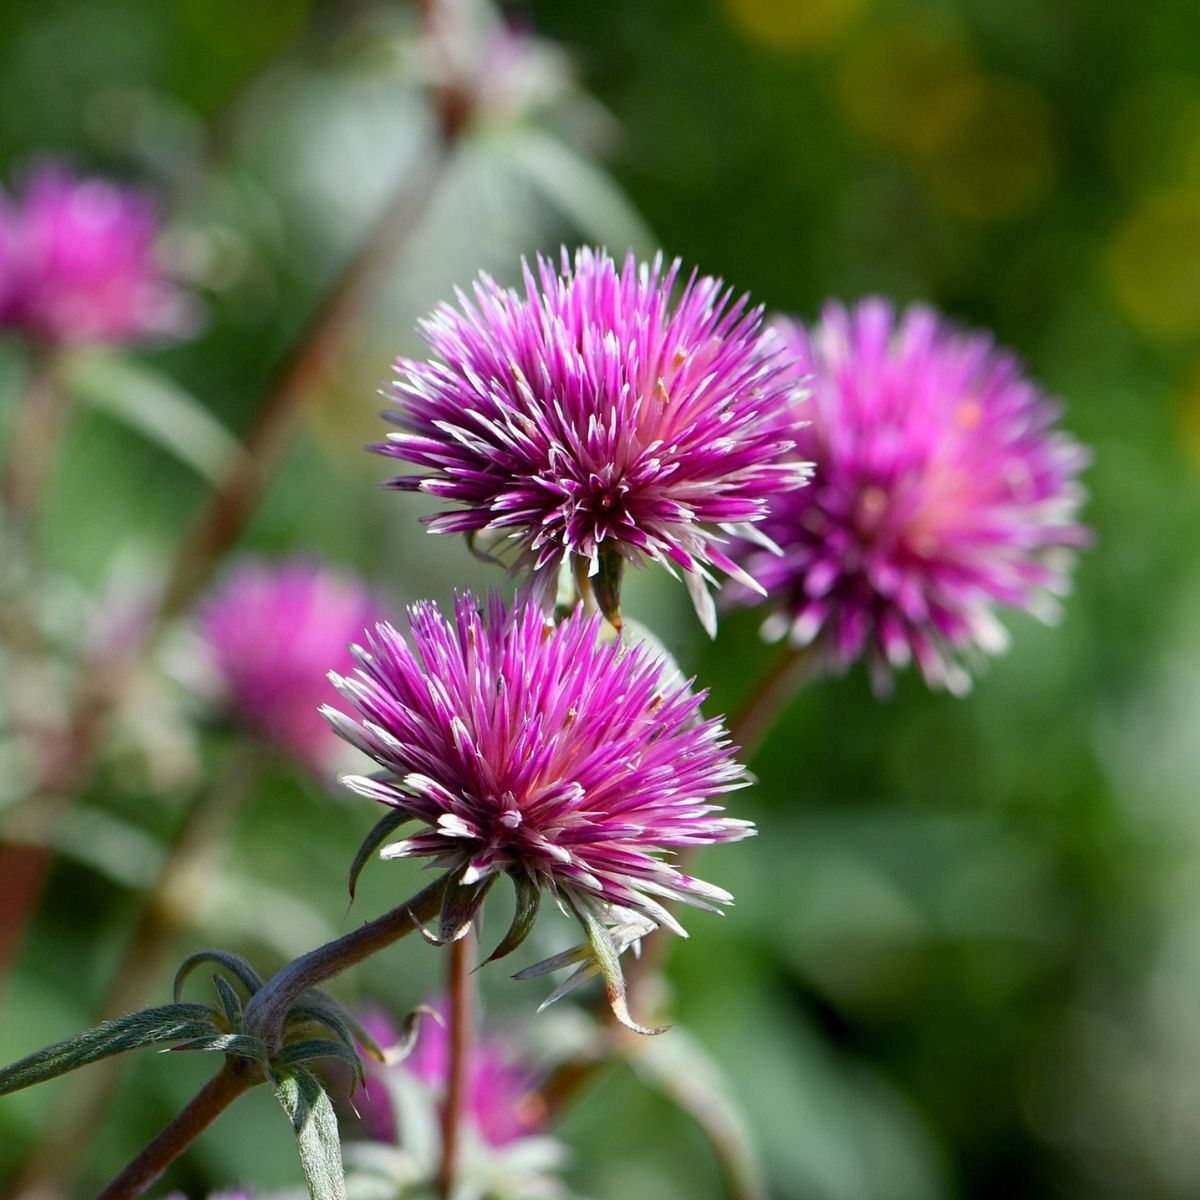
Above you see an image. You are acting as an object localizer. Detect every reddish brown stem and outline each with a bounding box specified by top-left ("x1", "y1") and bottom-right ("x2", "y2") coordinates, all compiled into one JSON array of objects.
[
  {"x1": 96, "y1": 1056, "x2": 260, "y2": 1200},
  {"x1": 438, "y1": 933, "x2": 474, "y2": 1200}
]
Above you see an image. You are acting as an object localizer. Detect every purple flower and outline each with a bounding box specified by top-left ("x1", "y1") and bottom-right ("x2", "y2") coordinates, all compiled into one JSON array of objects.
[
  {"x1": 357, "y1": 1006, "x2": 542, "y2": 1149},
  {"x1": 374, "y1": 248, "x2": 808, "y2": 635},
  {"x1": 324, "y1": 593, "x2": 752, "y2": 1024},
  {"x1": 726, "y1": 299, "x2": 1090, "y2": 694},
  {"x1": 197, "y1": 558, "x2": 383, "y2": 776},
  {"x1": 0, "y1": 163, "x2": 195, "y2": 345}
]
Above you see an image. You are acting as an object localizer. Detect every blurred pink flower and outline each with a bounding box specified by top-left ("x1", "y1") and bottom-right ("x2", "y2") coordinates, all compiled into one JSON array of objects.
[
  {"x1": 726, "y1": 299, "x2": 1090, "y2": 694},
  {"x1": 197, "y1": 558, "x2": 383, "y2": 775},
  {"x1": 0, "y1": 163, "x2": 195, "y2": 345},
  {"x1": 357, "y1": 1006, "x2": 542, "y2": 1148}
]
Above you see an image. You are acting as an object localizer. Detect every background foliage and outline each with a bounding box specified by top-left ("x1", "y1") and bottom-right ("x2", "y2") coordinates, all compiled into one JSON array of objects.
[{"x1": 2, "y1": 0, "x2": 1200, "y2": 1197}]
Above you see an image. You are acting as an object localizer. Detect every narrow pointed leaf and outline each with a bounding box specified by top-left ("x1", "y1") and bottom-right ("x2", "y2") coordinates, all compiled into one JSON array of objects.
[
  {"x1": 594, "y1": 543, "x2": 625, "y2": 630},
  {"x1": 272, "y1": 1067, "x2": 348, "y2": 1200},
  {"x1": 348, "y1": 810, "x2": 412, "y2": 904},
  {"x1": 174, "y1": 950, "x2": 263, "y2": 1002},
  {"x1": 213, "y1": 974, "x2": 244, "y2": 1027},
  {"x1": 0, "y1": 1004, "x2": 219, "y2": 1096},
  {"x1": 481, "y1": 870, "x2": 541, "y2": 966},
  {"x1": 168, "y1": 1033, "x2": 268, "y2": 1064},
  {"x1": 435, "y1": 872, "x2": 496, "y2": 945},
  {"x1": 276, "y1": 1039, "x2": 365, "y2": 1090}
]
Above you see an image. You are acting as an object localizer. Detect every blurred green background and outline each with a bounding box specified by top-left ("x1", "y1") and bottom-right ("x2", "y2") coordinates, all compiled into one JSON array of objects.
[{"x1": 3, "y1": 0, "x2": 1200, "y2": 1197}]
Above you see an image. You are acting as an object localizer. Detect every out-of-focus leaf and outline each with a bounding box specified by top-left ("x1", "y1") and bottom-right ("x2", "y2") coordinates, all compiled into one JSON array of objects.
[
  {"x1": 348, "y1": 808, "x2": 412, "y2": 904},
  {"x1": 497, "y1": 126, "x2": 657, "y2": 253},
  {"x1": 0, "y1": 1003, "x2": 218, "y2": 1095},
  {"x1": 272, "y1": 1066, "x2": 348, "y2": 1200},
  {"x1": 62, "y1": 348, "x2": 244, "y2": 486}
]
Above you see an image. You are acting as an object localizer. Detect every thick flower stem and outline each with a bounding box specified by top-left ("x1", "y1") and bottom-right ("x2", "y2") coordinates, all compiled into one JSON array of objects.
[
  {"x1": 438, "y1": 933, "x2": 474, "y2": 1200},
  {"x1": 96, "y1": 1056, "x2": 261, "y2": 1200},
  {"x1": 9, "y1": 748, "x2": 261, "y2": 1200}
]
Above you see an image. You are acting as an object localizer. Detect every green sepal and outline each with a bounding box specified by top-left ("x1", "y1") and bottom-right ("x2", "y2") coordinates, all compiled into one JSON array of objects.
[
  {"x1": 174, "y1": 949, "x2": 263, "y2": 1003},
  {"x1": 570, "y1": 898, "x2": 668, "y2": 1036},
  {"x1": 420, "y1": 870, "x2": 496, "y2": 945},
  {"x1": 272, "y1": 1066, "x2": 348, "y2": 1200},
  {"x1": 0, "y1": 1003, "x2": 219, "y2": 1096},
  {"x1": 348, "y1": 809, "x2": 412, "y2": 904},
  {"x1": 594, "y1": 543, "x2": 626, "y2": 630},
  {"x1": 480, "y1": 869, "x2": 541, "y2": 967}
]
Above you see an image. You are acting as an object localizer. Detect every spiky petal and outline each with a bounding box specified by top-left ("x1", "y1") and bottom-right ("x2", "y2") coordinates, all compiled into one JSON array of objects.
[
  {"x1": 374, "y1": 248, "x2": 809, "y2": 634},
  {"x1": 726, "y1": 299, "x2": 1091, "y2": 694},
  {"x1": 325, "y1": 593, "x2": 753, "y2": 942}
]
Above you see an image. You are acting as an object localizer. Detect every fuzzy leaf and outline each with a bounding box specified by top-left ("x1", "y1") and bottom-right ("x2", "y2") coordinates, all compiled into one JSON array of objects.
[
  {"x1": 174, "y1": 950, "x2": 264, "y2": 1003},
  {"x1": 272, "y1": 1066, "x2": 348, "y2": 1200},
  {"x1": 480, "y1": 870, "x2": 542, "y2": 966},
  {"x1": 213, "y1": 974, "x2": 244, "y2": 1027},
  {"x1": 348, "y1": 809, "x2": 412, "y2": 904},
  {"x1": 0, "y1": 1004, "x2": 219, "y2": 1096},
  {"x1": 593, "y1": 543, "x2": 626, "y2": 630},
  {"x1": 276, "y1": 1038, "x2": 365, "y2": 1090},
  {"x1": 168, "y1": 1032, "x2": 269, "y2": 1064},
  {"x1": 426, "y1": 871, "x2": 495, "y2": 945}
]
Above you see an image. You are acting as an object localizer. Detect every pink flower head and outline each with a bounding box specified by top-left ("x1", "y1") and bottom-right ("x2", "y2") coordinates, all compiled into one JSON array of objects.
[
  {"x1": 375, "y1": 248, "x2": 809, "y2": 635},
  {"x1": 726, "y1": 299, "x2": 1090, "y2": 694},
  {"x1": 324, "y1": 593, "x2": 752, "y2": 1025},
  {"x1": 357, "y1": 1007, "x2": 542, "y2": 1148},
  {"x1": 0, "y1": 163, "x2": 195, "y2": 345},
  {"x1": 197, "y1": 558, "x2": 383, "y2": 775}
]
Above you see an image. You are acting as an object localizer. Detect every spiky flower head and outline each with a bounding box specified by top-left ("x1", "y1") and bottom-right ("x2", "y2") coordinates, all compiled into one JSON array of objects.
[
  {"x1": 375, "y1": 248, "x2": 808, "y2": 635},
  {"x1": 324, "y1": 593, "x2": 753, "y2": 1028},
  {"x1": 197, "y1": 558, "x2": 383, "y2": 776},
  {"x1": 0, "y1": 163, "x2": 195, "y2": 345},
  {"x1": 726, "y1": 299, "x2": 1090, "y2": 694}
]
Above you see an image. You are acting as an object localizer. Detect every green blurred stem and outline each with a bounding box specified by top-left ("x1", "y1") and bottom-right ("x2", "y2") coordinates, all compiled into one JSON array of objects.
[
  {"x1": 728, "y1": 641, "x2": 815, "y2": 763},
  {"x1": 10, "y1": 746, "x2": 261, "y2": 1200},
  {"x1": 0, "y1": 343, "x2": 66, "y2": 537},
  {"x1": 96, "y1": 1055, "x2": 261, "y2": 1200},
  {"x1": 438, "y1": 932, "x2": 474, "y2": 1200}
]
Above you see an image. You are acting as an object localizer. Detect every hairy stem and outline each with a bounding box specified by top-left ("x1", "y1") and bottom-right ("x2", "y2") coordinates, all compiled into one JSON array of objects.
[
  {"x1": 96, "y1": 1056, "x2": 261, "y2": 1200},
  {"x1": 245, "y1": 873, "x2": 449, "y2": 1051},
  {"x1": 438, "y1": 933, "x2": 474, "y2": 1200}
]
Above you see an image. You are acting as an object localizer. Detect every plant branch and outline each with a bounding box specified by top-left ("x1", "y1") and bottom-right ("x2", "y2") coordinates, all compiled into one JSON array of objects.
[{"x1": 438, "y1": 933, "x2": 473, "y2": 1200}]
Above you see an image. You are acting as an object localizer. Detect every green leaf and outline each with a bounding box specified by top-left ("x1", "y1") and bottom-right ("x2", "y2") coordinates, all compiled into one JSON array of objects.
[
  {"x1": 434, "y1": 871, "x2": 496, "y2": 945},
  {"x1": 272, "y1": 1066, "x2": 348, "y2": 1200},
  {"x1": 0, "y1": 1003, "x2": 219, "y2": 1096},
  {"x1": 348, "y1": 809, "x2": 411, "y2": 904},
  {"x1": 168, "y1": 1032, "x2": 269, "y2": 1064},
  {"x1": 174, "y1": 950, "x2": 264, "y2": 1003},
  {"x1": 62, "y1": 348, "x2": 244, "y2": 486},
  {"x1": 213, "y1": 974, "x2": 244, "y2": 1027},
  {"x1": 276, "y1": 1038, "x2": 365, "y2": 1090},
  {"x1": 480, "y1": 869, "x2": 541, "y2": 966},
  {"x1": 593, "y1": 543, "x2": 626, "y2": 630}
]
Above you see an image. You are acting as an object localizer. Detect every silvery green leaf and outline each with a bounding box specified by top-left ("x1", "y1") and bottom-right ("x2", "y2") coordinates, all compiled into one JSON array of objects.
[
  {"x1": 63, "y1": 348, "x2": 243, "y2": 486},
  {"x1": 173, "y1": 949, "x2": 264, "y2": 1002},
  {"x1": 480, "y1": 869, "x2": 541, "y2": 966},
  {"x1": 168, "y1": 1032, "x2": 269, "y2": 1065},
  {"x1": 0, "y1": 1003, "x2": 219, "y2": 1095},
  {"x1": 434, "y1": 870, "x2": 496, "y2": 944},
  {"x1": 348, "y1": 808, "x2": 412, "y2": 904},
  {"x1": 273, "y1": 1066, "x2": 348, "y2": 1200},
  {"x1": 213, "y1": 974, "x2": 244, "y2": 1027}
]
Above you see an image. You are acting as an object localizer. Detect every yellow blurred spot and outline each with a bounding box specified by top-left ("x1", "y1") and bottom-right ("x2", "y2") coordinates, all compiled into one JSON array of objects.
[
  {"x1": 1109, "y1": 190, "x2": 1200, "y2": 339},
  {"x1": 724, "y1": 0, "x2": 867, "y2": 51},
  {"x1": 836, "y1": 17, "x2": 980, "y2": 158},
  {"x1": 921, "y1": 76, "x2": 1058, "y2": 222},
  {"x1": 956, "y1": 399, "x2": 983, "y2": 430},
  {"x1": 1176, "y1": 359, "x2": 1200, "y2": 467},
  {"x1": 1108, "y1": 74, "x2": 1200, "y2": 192}
]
